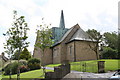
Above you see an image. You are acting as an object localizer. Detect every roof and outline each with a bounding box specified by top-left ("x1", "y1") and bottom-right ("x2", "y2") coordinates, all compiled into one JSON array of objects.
[
  {"x1": 52, "y1": 27, "x2": 73, "y2": 47},
  {"x1": 0, "y1": 55, "x2": 8, "y2": 62},
  {"x1": 52, "y1": 24, "x2": 96, "y2": 47},
  {"x1": 70, "y1": 27, "x2": 96, "y2": 42}
]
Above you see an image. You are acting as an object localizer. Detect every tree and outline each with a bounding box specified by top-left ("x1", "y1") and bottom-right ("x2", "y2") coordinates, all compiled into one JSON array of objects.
[
  {"x1": 101, "y1": 47, "x2": 118, "y2": 59},
  {"x1": 103, "y1": 32, "x2": 118, "y2": 49},
  {"x1": 3, "y1": 28, "x2": 15, "y2": 79},
  {"x1": 4, "y1": 10, "x2": 29, "y2": 80},
  {"x1": 19, "y1": 48, "x2": 31, "y2": 60},
  {"x1": 35, "y1": 18, "x2": 53, "y2": 76},
  {"x1": 12, "y1": 50, "x2": 19, "y2": 60},
  {"x1": 86, "y1": 29, "x2": 102, "y2": 60},
  {"x1": 12, "y1": 48, "x2": 31, "y2": 60},
  {"x1": 118, "y1": 33, "x2": 120, "y2": 59}
]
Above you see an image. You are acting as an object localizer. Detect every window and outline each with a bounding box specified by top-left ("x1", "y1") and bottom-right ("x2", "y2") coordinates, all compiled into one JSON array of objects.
[
  {"x1": 53, "y1": 48, "x2": 59, "y2": 58},
  {"x1": 69, "y1": 46, "x2": 72, "y2": 55}
]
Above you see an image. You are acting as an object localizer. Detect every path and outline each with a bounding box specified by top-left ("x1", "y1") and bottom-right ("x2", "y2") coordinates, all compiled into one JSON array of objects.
[{"x1": 45, "y1": 67, "x2": 115, "y2": 78}]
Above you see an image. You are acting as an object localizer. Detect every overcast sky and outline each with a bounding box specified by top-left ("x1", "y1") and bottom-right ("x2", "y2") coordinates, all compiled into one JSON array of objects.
[{"x1": 0, "y1": 0, "x2": 119, "y2": 56}]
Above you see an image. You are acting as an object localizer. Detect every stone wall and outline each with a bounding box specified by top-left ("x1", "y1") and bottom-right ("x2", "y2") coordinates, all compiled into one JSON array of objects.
[
  {"x1": 53, "y1": 44, "x2": 61, "y2": 64},
  {"x1": 66, "y1": 41, "x2": 75, "y2": 62},
  {"x1": 75, "y1": 41, "x2": 97, "y2": 61},
  {"x1": 33, "y1": 48, "x2": 53, "y2": 65},
  {"x1": 45, "y1": 62, "x2": 70, "y2": 79},
  {"x1": 60, "y1": 24, "x2": 80, "y2": 63}
]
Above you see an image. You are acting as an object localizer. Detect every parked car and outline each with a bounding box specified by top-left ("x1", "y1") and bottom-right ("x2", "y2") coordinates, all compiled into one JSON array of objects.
[{"x1": 109, "y1": 70, "x2": 120, "y2": 80}]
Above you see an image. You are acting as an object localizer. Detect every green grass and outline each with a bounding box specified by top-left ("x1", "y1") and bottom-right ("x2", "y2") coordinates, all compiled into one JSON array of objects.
[
  {"x1": 2, "y1": 69, "x2": 53, "y2": 79},
  {"x1": 46, "y1": 59, "x2": 119, "y2": 73},
  {"x1": 102, "y1": 59, "x2": 119, "y2": 71},
  {"x1": 70, "y1": 59, "x2": 119, "y2": 73},
  {"x1": 46, "y1": 63, "x2": 61, "y2": 67},
  {"x1": 1, "y1": 59, "x2": 119, "y2": 80}
]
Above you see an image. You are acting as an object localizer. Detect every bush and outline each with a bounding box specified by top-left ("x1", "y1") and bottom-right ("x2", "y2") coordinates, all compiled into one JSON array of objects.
[
  {"x1": 4, "y1": 61, "x2": 29, "y2": 75},
  {"x1": 28, "y1": 58, "x2": 41, "y2": 70},
  {"x1": 4, "y1": 62, "x2": 18, "y2": 75},
  {"x1": 101, "y1": 47, "x2": 118, "y2": 59},
  {"x1": 20, "y1": 65, "x2": 29, "y2": 73}
]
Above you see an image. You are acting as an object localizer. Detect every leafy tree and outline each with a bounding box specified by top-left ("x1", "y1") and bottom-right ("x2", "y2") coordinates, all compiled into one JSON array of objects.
[
  {"x1": 3, "y1": 28, "x2": 15, "y2": 79},
  {"x1": 101, "y1": 47, "x2": 118, "y2": 59},
  {"x1": 3, "y1": 10, "x2": 29, "y2": 80},
  {"x1": 12, "y1": 48, "x2": 31, "y2": 60},
  {"x1": 12, "y1": 50, "x2": 19, "y2": 60},
  {"x1": 19, "y1": 48, "x2": 31, "y2": 60},
  {"x1": 86, "y1": 29, "x2": 102, "y2": 60},
  {"x1": 118, "y1": 33, "x2": 120, "y2": 59},
  {"x1": 103, "y1": 32, "x2": 118, "y2": 49},
  {"x1": 35, "y1": 18, "x2": 53, "y2": 75}
]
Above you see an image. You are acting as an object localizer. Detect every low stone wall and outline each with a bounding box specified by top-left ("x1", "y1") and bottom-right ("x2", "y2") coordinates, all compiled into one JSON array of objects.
[{"x1": 45, "y1": 63, "x2": 70, "y2": 79}]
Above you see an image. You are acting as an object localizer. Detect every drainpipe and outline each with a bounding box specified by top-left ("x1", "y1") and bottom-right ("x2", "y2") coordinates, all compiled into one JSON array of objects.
[{"x1": 74, "y1": 41, "x2": 76, "y2": 62}]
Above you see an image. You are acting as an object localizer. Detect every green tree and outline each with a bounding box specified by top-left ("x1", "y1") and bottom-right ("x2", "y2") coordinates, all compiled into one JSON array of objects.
[
  {"x1": 35, "y1": 18, "x2": 53, "y2": 76},
  {"x1": 3, "y1": 28, "x2": 15, "y2": 79},
  {"x1": 118, "y1": 33, "x2": 120, "y2": 59},
  {"x1": 86, "y1": 29, "x2": 102, "y2": 59},
  {"x1": 101, "y1": 47, "x2": 118, "y2": 59},
  {"x1": 103, "y1": 32, "x2": 118, "y2": 49},
  {"x1": 19, "y1": 48, "x2": 31, "y2": 60},
  {"x1": 4, "y1": 10, "x2": 29, "y2": 80},
  {"x1": 12, "y1": 48, "x2": 31, "y2": 60}
]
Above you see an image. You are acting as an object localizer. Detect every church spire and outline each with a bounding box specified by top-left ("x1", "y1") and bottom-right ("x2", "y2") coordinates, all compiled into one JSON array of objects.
[{"x1": 59, "y1": 10, "x2": 65, "y2": 29}]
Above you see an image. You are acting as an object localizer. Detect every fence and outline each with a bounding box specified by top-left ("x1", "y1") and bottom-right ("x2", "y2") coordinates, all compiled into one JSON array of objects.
[{"x1": 71, "y1": 61, "x2": 105, "y2": 73}]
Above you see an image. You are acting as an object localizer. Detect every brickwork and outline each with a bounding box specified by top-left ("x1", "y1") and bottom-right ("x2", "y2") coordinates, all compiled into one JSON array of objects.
[{"x1": 75, "y1": 41, "x2": 97, "y2": 61}]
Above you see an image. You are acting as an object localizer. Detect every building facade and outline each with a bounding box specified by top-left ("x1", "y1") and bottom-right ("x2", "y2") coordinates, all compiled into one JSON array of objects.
[{"x1": 33, "y1": 10, "x2": 97, "y2": 65}]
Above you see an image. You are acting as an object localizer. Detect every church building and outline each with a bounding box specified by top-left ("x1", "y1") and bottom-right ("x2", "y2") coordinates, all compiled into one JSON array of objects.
[{"x1": 33, "y1": 10, "x2": 97, "y2": 65}]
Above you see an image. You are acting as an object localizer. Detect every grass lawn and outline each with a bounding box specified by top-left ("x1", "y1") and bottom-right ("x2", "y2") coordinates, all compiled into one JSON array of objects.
[
  {"x1": 46, "y1": 59, "x2": 119, "y2": 73},
  {"x1": 70, "y1": 59, "x2": 119, "y2": 73},
  {"x1": 2, "y1": 69, "x2": 53, "y2": 79},
  {"x1": 1, "y1": 59, "x2": 119, "y2": 80},
  {"x1": 46, "y1": 63, "x2": 61, "y2": 67}
]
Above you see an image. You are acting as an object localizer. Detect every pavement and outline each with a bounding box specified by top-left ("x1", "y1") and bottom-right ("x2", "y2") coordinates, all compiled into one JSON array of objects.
[
  {"x1": 45, "y1": 67, "x2": 115, "y2": 79},
  {"x1": 64, "y1": 71, "x2": 115, "y2": 78}
]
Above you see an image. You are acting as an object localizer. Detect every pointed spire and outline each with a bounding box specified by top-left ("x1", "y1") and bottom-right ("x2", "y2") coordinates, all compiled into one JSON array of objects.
[{"x1": 59, "y1": 10, "x2": 65, "y2": 29}]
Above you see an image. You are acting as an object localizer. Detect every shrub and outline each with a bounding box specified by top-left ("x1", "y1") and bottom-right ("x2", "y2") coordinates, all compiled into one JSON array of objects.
[
  {"x1": 101, "y1": 47, "x2": 118, "y2": 59},
  {"x1": 28, "y1": 58, "x2": 41, "y2": 70},
  {"x1": 4, "y1": 61, "x2": 29, "y2": 75},
  {"x1": 20, "y1": 65, "x2": 29, "y2": 73},
  {"x1": 4, "y1": 62, "x2": 18, "y2": 75}
]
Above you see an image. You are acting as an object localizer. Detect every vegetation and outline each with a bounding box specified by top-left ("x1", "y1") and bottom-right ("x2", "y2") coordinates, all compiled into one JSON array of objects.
[
  {"x1": 71, "y1": 59, "x2": 119, "y2": 73},
  {"x1": 4, "y1": 61, "x2": 29, "y2": 75},
  {"x1": 86, "y1": 29, "x2": 102, "y2": 59},
  {"x1": 102, "y1": 32, "x2": 118, "y2": 59},
  {"x1": 101, "y1": 47, "x2": 118, "y2": 59},
  {"x1": 28, "y1": 58, "x2": 41, "y2": 70},
  {"x1": 87, "y1": 29, "x2": 118, "y2": 59},
  {"x1": 2, "y1": 69, "x2": 53, "y2": 79},
  {"x1": 103, "y1": 32, "x2": 118, "y2": 49},
  {"x1": 35, "y1": 18, "x2": 53, "y2": 74},
  {"x1": 47, "y1": 59, "x2": 119, "y2": 73},
  {"x1": 3, "y1": 58, "x2": 41, "y2": 75},
  {"x1": 12, "y1": 48, "x2": 31, "y2": 60},
  {"x1": 4, "y1": 10, "x2": 30, "y2": 79}
]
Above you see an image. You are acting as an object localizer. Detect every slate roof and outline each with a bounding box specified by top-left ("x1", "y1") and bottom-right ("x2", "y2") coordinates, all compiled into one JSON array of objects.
[
  {"x1": 52, "y1": 24, "x2": 96, "y2": 47},
  {"x1": 70, "y1": 27, "x2": 96, "y2": 42},
  {"x1": 0, "y1": 55, "x2": 8, "y2": 62}
]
